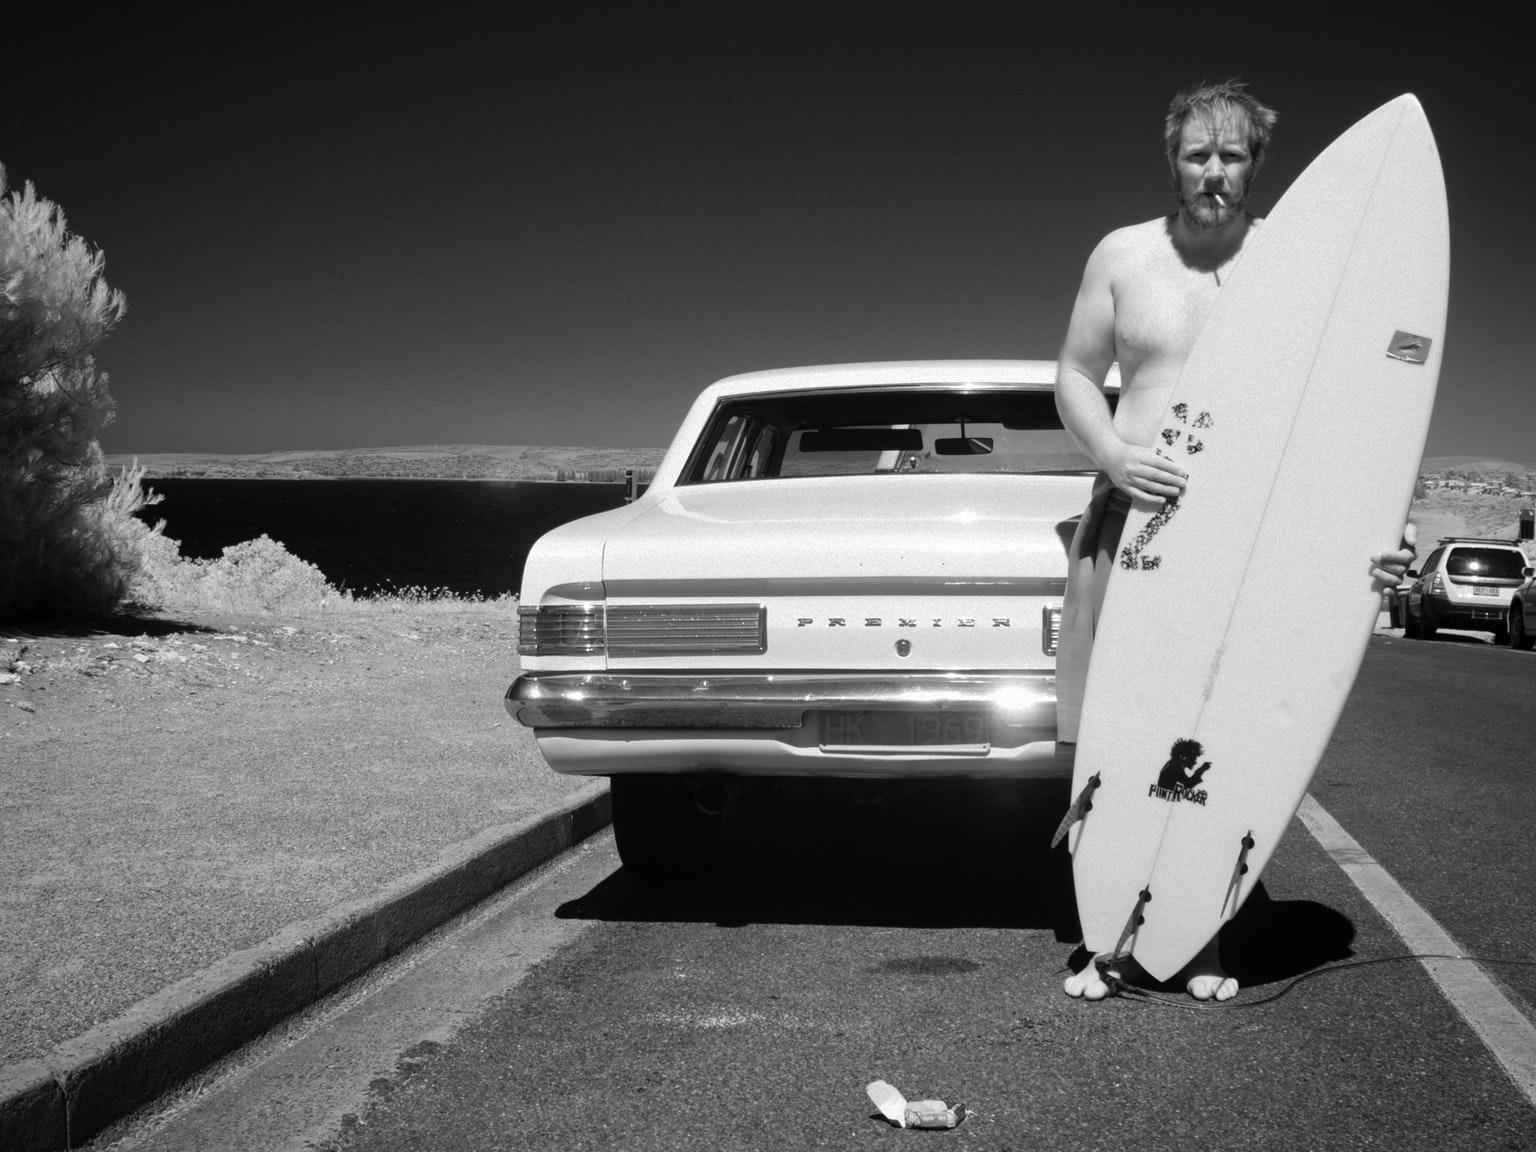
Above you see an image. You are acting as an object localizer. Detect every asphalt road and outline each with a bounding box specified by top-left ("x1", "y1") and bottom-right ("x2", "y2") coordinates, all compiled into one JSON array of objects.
[{"x1": 100, "y1": 633, "x2": 1536, "y2": 1152}]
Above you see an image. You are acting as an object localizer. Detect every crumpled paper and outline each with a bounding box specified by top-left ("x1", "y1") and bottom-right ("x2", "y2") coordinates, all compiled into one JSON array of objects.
[{"x1": 866, "y1": 1080, "x2": 966, "y2": 1129}]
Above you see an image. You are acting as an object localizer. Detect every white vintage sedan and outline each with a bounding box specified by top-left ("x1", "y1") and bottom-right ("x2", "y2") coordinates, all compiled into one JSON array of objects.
[{"x1": 506, "y1": 359, "x2": 1117, "y2": 878}]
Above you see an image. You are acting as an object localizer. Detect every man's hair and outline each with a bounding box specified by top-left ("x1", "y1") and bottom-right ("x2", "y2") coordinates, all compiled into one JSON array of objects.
[{"x1": 1164, "y1": 79, "x2": 1278, "y2": 167}]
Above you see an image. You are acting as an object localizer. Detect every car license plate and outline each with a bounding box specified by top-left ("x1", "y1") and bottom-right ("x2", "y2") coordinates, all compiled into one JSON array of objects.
[
  {"x1": 1472, "y1": 586, "x2": 1499, "y2": 597},
  {"x1": 820, "y1": 710, "x2": 989, "y2": 749}
]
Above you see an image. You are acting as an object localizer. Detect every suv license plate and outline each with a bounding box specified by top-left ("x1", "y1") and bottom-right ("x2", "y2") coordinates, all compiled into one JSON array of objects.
[
  {"x1": 820, "y1": 710, "x2": 989, "y2": 750},
  {"x1": 1472, "y1": 586, "x2": 1500, "y2": 597}
]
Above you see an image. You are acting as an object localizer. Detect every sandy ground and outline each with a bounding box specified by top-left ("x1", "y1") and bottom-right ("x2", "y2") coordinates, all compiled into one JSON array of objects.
[{"x1": 0, "y1": 605, "x2": 586, "y2": 1067}]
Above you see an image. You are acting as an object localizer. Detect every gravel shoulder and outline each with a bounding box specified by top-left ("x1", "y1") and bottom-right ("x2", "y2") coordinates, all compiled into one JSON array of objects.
[{"x1": 0, "y1": 604, "x2": 582, "y2": 1067}]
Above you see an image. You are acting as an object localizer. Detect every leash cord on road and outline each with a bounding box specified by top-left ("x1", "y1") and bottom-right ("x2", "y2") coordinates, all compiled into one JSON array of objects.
[{"x1": 1099, "y1": 954, "x2": 1536, "y2": 1010}]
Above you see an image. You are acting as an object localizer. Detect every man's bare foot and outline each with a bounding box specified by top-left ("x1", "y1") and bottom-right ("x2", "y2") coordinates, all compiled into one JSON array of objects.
[
  {"x1": 1064, "y1": 952, "x2": 1139, "y2": 1000},
  {"x1": 1181, "y1": 939, "x2": 1238, "y2": 1001}
]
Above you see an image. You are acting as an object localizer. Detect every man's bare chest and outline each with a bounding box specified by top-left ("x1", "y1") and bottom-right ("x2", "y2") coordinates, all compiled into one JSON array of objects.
[{"x1": 1112, "y1": 263, "x2": 1222, "y2": 368}]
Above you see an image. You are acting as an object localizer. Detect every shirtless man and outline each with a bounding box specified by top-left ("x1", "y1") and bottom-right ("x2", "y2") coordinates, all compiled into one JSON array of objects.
[{"x1": 1053, "y1": 80, "x2": 1415, "y2": 1002}]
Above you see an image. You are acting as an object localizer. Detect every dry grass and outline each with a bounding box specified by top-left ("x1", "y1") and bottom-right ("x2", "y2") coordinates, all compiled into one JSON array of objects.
[{"x1": 339, "y1": 585, "x2": 518, "y2": 614}]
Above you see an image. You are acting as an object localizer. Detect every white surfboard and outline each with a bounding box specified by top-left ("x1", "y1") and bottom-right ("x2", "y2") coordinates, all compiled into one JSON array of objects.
[{"x1": 1066, "y1": 94, "x2": 1448, "y2": 981}]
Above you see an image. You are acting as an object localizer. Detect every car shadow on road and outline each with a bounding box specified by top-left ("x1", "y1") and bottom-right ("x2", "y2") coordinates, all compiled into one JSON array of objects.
[
  {"x1": 1400, "y1": 630, "x2": 1500, "y2": 646},
  {"x1": 556, "y1": 779, "x2": 1360, "y2": 990},
  {"x1": 557, "y1": 779, "x2": 1082, "y2": 941}
]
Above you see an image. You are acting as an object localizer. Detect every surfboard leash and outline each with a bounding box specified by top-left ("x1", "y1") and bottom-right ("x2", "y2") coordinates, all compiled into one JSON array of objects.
[
  {"x1": 1092, "y1": 951, "x2": 1137, "y2": 993},
  {"x1": 1089, "y1": 953, "x2": 1536, "y2": 1011}
]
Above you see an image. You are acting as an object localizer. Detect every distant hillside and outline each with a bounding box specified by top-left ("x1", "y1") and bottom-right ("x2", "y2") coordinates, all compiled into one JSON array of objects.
[
  {"x1": 104, "y1": 444, "x2": 665, "y2": 482},
  {"x1": 1421, "y1": 455, "x2": 1536, "y2": 478},
  {"x1": 1413, "y1": 456, "x2": 1536, "y2": 555}
]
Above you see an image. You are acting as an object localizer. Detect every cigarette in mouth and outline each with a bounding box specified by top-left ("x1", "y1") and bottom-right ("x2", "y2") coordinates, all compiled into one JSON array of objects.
[{"x1": 1213, "y1": 193, "x2": 1227, "y2": 207}]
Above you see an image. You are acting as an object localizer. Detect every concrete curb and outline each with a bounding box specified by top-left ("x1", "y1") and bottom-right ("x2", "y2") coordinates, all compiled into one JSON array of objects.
[{"x1": 0, "y1": 781, "x2": 611, "y2": 1152}]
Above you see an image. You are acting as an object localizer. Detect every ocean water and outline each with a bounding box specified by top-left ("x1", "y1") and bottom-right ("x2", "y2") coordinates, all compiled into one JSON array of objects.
[{"x1": 140, "y1": 479, "x2": 633, "y2": 596}]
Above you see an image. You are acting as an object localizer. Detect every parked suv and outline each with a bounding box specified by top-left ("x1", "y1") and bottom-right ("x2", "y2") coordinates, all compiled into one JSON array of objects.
[{"x1": 1401, "y1": 537, "x2": 1533, "y2": 643}]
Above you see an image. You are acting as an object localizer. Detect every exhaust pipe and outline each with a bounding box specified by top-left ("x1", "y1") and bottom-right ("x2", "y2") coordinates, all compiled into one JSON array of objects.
[{"x1": 693, "y1": 778, "x2": 737, "y2": 817}]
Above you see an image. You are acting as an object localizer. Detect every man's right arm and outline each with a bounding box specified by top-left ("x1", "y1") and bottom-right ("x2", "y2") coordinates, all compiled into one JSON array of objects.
[{"x1": 1055, "y1": 233, "x2": 1187, "y2": 504}]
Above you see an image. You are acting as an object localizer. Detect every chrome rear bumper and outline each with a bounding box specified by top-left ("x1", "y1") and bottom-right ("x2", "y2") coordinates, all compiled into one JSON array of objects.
[{"x1": 505, "y1": 670, "x2": 1057, "y2": 730}]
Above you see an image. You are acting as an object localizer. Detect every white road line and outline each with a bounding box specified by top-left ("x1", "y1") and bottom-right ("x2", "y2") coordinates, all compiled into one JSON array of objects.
[{"x1": 1299, "y1": 793, "x2": 1536, "y2": 1108}]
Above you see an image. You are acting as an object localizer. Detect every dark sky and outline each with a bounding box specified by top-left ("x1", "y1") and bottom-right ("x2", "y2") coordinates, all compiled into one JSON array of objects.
[{"x1": 6, "y1": 2, "x2": 1533, "y2": 461}]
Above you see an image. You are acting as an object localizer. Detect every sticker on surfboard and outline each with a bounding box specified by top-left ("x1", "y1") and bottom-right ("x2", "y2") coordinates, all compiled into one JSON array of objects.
[
  {"x1": 1386, "y1": 330, "x2": 1432, "y2": 363},
  {"x1": 1146, "y1": 737, "x2": 1214, "y2": 806}
]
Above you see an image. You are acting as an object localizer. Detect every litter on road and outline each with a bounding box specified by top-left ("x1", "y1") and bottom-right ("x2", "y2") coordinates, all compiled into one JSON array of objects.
[{"x1": 866, "y1": 1080, "x2": 966, "y2": 1129}]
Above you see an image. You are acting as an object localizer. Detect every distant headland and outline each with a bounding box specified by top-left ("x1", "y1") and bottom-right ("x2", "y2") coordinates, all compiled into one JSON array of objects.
[
  {"x1": 102, "y1": 447, "x2": 1534, "y2": 546},
  {"x1": 104, "y1": 445, "x2": 664, "y2": 483}
]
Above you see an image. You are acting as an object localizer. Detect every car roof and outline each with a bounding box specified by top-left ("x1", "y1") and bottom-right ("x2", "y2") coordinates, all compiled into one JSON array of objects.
[{"x1": 706, "y1": 359, "x2": 1122, "y2": 397}]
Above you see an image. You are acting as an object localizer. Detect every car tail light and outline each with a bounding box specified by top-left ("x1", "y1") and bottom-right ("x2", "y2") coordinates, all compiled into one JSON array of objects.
[
  {"x1": 1042, "y1": 605, "x2": 1062, "y2": 656},
  {"x1": 518, "y1": 603, "x2": 767, "y2": 657},
  {"x1": 1430, "y1": 572, "x2": 1444, "y2": 595},
  {"x1": 607, "y1": 605, "x2": 766, "y2": 656},
  {"x1": 518, "y1": 605, "x2": 604, "y2": 656}
]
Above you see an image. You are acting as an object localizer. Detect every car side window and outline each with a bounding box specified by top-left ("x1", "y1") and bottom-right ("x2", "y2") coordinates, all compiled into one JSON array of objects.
[
  {"x1": 1418, "y1": 548, "x2": 1442, "y2": 579},
  {"x1": 701, "y1": 415, "x2": 751, "y2": 482},
  {"x1": 741, "y1": 423, "x2": 782, "y2": 479}
]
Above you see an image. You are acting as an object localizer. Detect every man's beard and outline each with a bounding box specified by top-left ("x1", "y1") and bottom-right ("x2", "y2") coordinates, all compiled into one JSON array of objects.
[{"x1": 1175, "y1": 179, "x2": 1246, "y2": 230}]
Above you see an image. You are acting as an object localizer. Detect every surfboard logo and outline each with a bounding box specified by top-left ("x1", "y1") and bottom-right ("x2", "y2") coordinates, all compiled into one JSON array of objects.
[
  {"x1": 1147, "y1": 737, "x2": 1212, "y2": 806},
  {"x1": 1119, "y1": 405, "x2": 1213, "y2": 571}
]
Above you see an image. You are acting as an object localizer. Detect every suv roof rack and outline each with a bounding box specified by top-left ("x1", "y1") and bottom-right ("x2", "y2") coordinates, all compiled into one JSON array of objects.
[{"x1": 1436, "y1": 536, "x2": 1522, "y2": 546}]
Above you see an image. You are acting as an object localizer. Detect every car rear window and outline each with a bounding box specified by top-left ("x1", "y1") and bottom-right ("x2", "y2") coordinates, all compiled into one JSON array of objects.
[
  {"x1": 1445, "y1": 548, "x2": 1527, "y2": 579},
  {"x1": 683, "y1": 386, "x2": 1108, "y2": 483}
]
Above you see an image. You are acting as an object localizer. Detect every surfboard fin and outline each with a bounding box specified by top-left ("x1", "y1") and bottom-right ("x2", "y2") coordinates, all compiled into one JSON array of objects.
[
  {"x1": 1050, "y1": 772, "x2": 1101, "y2": 849},
  {"x1": 1114, "y1": 887, "x2": 1152, "y2": 956},
  {"x1": 1221, "y1": 832, "x2": 1257, "y2": 918}
]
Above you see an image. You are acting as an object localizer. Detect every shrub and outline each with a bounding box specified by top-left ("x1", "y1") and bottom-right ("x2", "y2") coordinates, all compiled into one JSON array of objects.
[
  {"x1": 0, "y1": 165, "x2": 136, "y2": 620},
  {"x1": 130, "y1": 533, "x2": 342, "y2": 615},
  {"x1": 125, "y1": 533, "x2": 516, "y2": 616}
]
